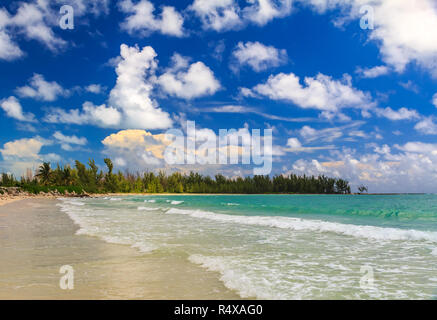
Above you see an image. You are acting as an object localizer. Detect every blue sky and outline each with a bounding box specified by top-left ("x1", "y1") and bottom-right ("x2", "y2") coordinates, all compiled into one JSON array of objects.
[{"x1": 1, "y1": 0, "x2": 437, "y2": 192}]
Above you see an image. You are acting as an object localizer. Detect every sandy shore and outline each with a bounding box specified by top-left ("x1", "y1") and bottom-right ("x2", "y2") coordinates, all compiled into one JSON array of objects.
[
  {"x1": 0, "y1": 198, "x2": 240, "y2": 299},
  {"x1": 0, "y1": 194, "x2": 60, "y2": 207}
]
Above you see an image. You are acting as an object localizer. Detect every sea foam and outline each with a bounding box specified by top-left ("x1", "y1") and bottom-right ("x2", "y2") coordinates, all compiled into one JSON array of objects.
[
  {"x1": 137, "y1": 206, "x2": 160, "y2": 211},
  {"x1": 166, "y1": 208, "x2": 437, "y2": 243}
]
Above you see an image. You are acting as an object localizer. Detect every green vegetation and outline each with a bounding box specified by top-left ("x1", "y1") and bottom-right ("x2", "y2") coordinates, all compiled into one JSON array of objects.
[{"x1": 0, "y1": 158, "x2": 351, "y2": 195}]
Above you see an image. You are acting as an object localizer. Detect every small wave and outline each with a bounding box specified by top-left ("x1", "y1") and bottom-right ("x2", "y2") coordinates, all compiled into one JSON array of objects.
[
  {"x1": 166, "y1": 208, "x2": 437, "y2": 243},
  {"x1": 226, "y1": 203, "x2": 240, "y2": 206},
  {"x1": 144, "y1": 199, "x2": 156, "y2": 203},
  {"x1": 100, "y1": 236, "x2": 157, "y2": 253},
  {"x1": 189, "y1": 254, "x2": 280, "y2": 299},
  {"x1": 62, "y1": 200, "x2": 85, "y2": 206},
  {"x1": 431, "y1": 248, "x2": 437, "y2": 256},
  {"x1": 109, "y1": 197, "x2": 121, "y2": 201},
  {"x1": 137, "y1": 206, "x2": 160, "y2": 211},
  {"x1": 171, "y1": 200, "x2": 184, "y2": 205}
]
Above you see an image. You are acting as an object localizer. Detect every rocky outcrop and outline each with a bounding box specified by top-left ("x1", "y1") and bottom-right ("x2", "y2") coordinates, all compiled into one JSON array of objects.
[{"x1": 0, "y1": 187, "x2": 90, "y2": 199}]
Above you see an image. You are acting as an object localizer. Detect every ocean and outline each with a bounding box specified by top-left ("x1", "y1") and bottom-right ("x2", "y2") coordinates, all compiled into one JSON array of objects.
[{"x1": 58, "y1": 194, "x2": 437, "y2": 299}]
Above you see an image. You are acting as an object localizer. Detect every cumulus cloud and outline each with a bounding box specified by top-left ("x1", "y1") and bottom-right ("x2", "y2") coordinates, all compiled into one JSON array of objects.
[
  {"x1": 0, "y1": 96, "x2": 35, "y2": 122},
  {"x1": 231, "y1": 41, "x2": 288, "y2": 72},
  {"x1": 0, "y1": 0, "x2": 110, "y2": 61},
  {"x1": 287, "y1": 142, "x2": 437, "y2": 193},
  {"x1": 102, "y1": 124, "x2": 273, "y2": 175},
  {"x1": 0, "y1": 136, "x2": 59, "y2": 177},
  {"x1": 301, "y1": 0, "x2": 437, "y2": 76},
  {"x1": 375, "y1": 107, "x2": 420, "y2": 121},
  {"x1": 16, "y1": 74, "x2": 68, "y2": 101},
  {"x1": 157, "y1": 53, "x2": 220, "y2": 99},
  {"x1": 4, "y1": 1, "x2": 66, "y2": 52},
  {"x1": 119, "y1": 0, "x2": 185, "y2": 37},
  {"x1": 44, "y1": 101, "x2": 122, "y2": 128},
  {"x1": 109, "y1": 44, "x2": 173, "y2": 129},
  {"x1": 0, "y1": 137, "x2": 44, "y2": 160},
  {"x1": 102, "y1": 129, "x2": 171, "y2": 169},
  {"x1": 189, "y1": 0, "x2": 243, "y2": 32},
  {"x1": 432, "y1": 93, "x2": 437, "y2": 108},
  {"x1": 44, "y1": 44, "x2": 174, "y2": 130},
  {"x1": 243, "y1": 72, "x2": 373, "y2": 116},
  {"x1": 242, "y1": 0, "x2": 293, "y2": 26},
  {"x1": 414, "y1": 117, "x2": 437, "y2": 135},
  {"x1": 189, "y1": 0, "x2": 292, "y2": 32},
  {"x1": 355, "y1": 65, "x2": 390, "y2": 78}
]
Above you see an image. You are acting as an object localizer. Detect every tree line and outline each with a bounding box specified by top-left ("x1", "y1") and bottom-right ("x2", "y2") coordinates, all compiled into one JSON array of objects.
[{"x1": 0, "y1": 158, "x2": 351, "y2": 195}]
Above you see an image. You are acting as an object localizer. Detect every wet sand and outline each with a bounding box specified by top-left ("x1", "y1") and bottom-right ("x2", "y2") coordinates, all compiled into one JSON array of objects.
[{"x1": 0, "y1": 199, "x2": 240, "y2": 299}]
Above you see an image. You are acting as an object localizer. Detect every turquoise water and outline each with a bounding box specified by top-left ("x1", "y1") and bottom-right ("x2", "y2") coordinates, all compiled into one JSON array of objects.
[{"x1": 59, "y1": 194, "x2": 437, "y2": 299}]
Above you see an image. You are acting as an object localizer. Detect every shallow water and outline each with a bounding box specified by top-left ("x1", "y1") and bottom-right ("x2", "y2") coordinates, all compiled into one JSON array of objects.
[
  {"x1": 0, "y1": 199, "x2": 239, "y2": 299},
  {"x1": 58, "y1": 194, "x2": 437, "y2": 300}
]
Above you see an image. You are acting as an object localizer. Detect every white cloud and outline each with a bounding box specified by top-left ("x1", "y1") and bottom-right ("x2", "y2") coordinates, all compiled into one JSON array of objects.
[
  {"x1": 375, "y1": 107, "x2": 420, "y2": 121},
  {"x1": 0, "y1": 136, "x2": 59, "y2": 177},
  {"x1": 302, "y1": 0, "x2": 437, "y2": 76},
  {"x1": 109, "y1": 44, "x2": 173, "y2": 129},
  {"x1": 0, "y1": 1, "x2": 110, "y2": 61},
  {"x1": 102, "y1": 124, "x2": 273, "y2": 175},
  {"x1": 414, "y1": 117, "x2": 437, "y2": 135},
  {"x1": 0, "y1": 28, "x2": 23, "y2": 61},
  {"x1": 231, "y1": 41, "x2": 288, "y2": 72},
  {"x1": 244, "y1": 72, "x2": 373, "y2": 114},
  {"x1": 298, "y1": 122, "x2": 364, "y2": 143},
  {"x1": 356, "y1": 65, "x2": 389, "y2": 78},
  {"x1": 189, "y1": 0, "x2": 243, "y2": 32},
  {"x1": 190, "y1": 0, "x2": 293, "y2": 32},
  {"x1": 16, "y1": 74, "x2": 68, "y2": 101},
  {"x1": 287, "y1": 137, "x2": 302, "y2": 149},
  {"x1": 4, "y1": 1, "x2": 66, "y2": 52},
  {"x1": 158, "y1": 53, "x2": 221, "y2": 99},
  {"x1": 85, "y1": 84, "x2": 105, "y2": 94},
  {"x1": 399, "y1": 80, "x2": 419, "y2": 94},
  {"x1": 242, "y1": 0, "x2": 293, "y2": 26},
  {"x1": 0, "y1": 96, "x2": 35, "y2": 122},
  {"x1": 119, "y1": 0, "x2": 184, "y2": 37},
  {"x1": 44, "y1": 44, "x2": 173, "y2": 130},
  {"x1": 1, "y1": 137, "x2": 43, "y2": 160},
  {"x1": 287, "y1": 141, "x2": 437, "y2": 193},
  {"x1": 348, "y1": 130, "x2": 368, "y2": 138},
  {"x1": 432, "y1": 93, "x2": 437, "y2": 108},
  {"x1": 282, "y1": 137, "x2": 335, "y2": 153},
  {"x1": 45, "y1": 101, "x2": 122, "y2": 128},
  {"x1": 102, "y1": 129, "x2": 171, "y2": 169},
  {"x1": 54, "y1": 0, "x2": 110, "y2": 17},
  {"x1": 53, "y1": 131, "x2": 88, "y2": 151},
  {"x1": 53, "y1": 132, "x2": 87, "y2": 146}
]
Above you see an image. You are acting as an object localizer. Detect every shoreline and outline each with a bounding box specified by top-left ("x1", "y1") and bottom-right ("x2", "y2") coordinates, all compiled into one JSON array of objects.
[
  {"x1": 0, "y1": 198, "x2": 241, "y2": 299},
  {"x1": 1, "y1": 191, "x2": 429, "y2": 207},
  {"x1": 0, "y1": 194, "x2": 60, "y2": 207}
]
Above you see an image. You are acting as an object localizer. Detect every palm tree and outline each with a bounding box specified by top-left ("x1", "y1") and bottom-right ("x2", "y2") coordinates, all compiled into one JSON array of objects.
[
  {"x1": 358, "y1": 185, "x2": 369, "y2": 194},
  {"x1": 62, "y1": 166, "x2": 72, "y2": 186},
  {"x1": 36, "y1": 162, "x2": 52, "y2": 185}
]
